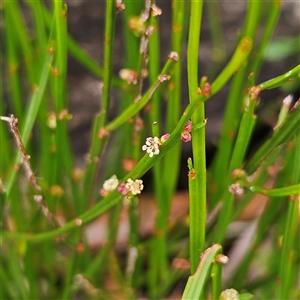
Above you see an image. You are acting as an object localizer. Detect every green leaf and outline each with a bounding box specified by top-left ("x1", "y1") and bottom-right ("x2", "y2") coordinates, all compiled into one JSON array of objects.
[{"x1": 182, "y1": 244, "x2": 222, "y2": 300}]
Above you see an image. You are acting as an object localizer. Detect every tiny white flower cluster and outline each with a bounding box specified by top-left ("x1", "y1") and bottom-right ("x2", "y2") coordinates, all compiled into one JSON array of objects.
[
  {"x1": 100, "y1": 175, "x2": 144, "y2": 199},
  {"x1": 118, "y1": 178, "x2": 144, "y2": 197},
  {"x1": 142, "y1": 136, "x2": 161, "y2": 157},
  {"x1": 142, "y1": 133, "x2": 170, "y2": 158},
  {"x1": 219, "y1": 288, "x2": 239, "y2": 300},
  {"x1": 228, "y1": 183, "x2": 244, "y2": 197},
  {"x1": 126, "y1": 179, "x2": 144, "y2": 195},
  {"x1": 100, "y1": 175, "x2": 119, "y2": 196}
]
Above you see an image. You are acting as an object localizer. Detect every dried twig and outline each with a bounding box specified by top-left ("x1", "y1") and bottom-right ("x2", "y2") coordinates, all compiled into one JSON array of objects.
[{"x1": 1, "y1": 114, "x2": 60, "y2": 227}]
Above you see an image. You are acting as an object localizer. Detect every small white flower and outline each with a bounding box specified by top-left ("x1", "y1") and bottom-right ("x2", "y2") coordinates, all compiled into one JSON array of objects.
[
  {"x1": 125, "y1": 179, "x2": 144, "y2": 195},
  {"x1": 228, "y1": 183, "x2": 244, "y2": 196},
  {"x1": 220, "y1": 288, "x2": 239, "y2": 300},
  {"x1": 142, "y1": 136, "x2": 161, "y2": 157},
  {"x1": 100, "y1": 175, "x2": 119, "y2": 196}
]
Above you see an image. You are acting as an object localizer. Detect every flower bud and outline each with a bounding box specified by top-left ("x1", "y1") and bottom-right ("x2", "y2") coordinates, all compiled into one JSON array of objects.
[
  {"x1": 160, "y1": 133, "x2": 170, "y2": 143},
  {"x1": 220, "y1": 289, "x2": 239, "y2": 300},
  {"x1": 181, "y1": 131, "x2": 191, "y2": 142},
  {"x1": 203, "y1": 82, "x2": 211, "y2": 97},
  {"x1": 184, "y1": 120, "x2": 192, "y2": 132}
]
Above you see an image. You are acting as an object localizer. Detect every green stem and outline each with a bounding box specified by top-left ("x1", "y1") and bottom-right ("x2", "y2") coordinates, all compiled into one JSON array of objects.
[
  {"x1": 259, "y1": 64, "x2": 300, "y2": 90},
  {"x1": 187, "y1": 0, "x2": 205, "y2": 274},
  {"x1": 277, "y1": 132, "x2": 300, "y2": 298},
  {"x1": 209, "y1": 1, "x2": 260, "y2": 205},
  {"x1": 245, "y1": 99, "x2": 300, "y2": 174},
  {"x1": 251, "y1": 0, "x2": 282, "y2": 81},
  {"x1": 164, "y1": 0, "x2": 185, "y2": 202},
  {"x1": 83, "y1": 0, "x2": 116, "y2": 202},
  {"x1": 213, "y1": 85, "x2": 257, "y2": 243},
  {"x1": 248, "y1": 184, "x2": 300, "y2": 197}
]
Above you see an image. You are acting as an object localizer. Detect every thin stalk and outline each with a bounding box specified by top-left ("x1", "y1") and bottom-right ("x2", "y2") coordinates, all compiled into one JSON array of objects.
[
  {"x1": 248, "y1": 184, "x2": 300, "y2": 197},
  {"x1": 228, "y1": 101, "x2": 295, "y2": 288},
  {"x1": 7, "y1": 244, "x2": 30, "y2": 299},
  {"x1": 148, "y1": 1, "x2": 185, "y2": 294},
  {"x1": 251, "y1": 0, "x2": 282, "y2": 81},
  {"x1": 4, "y1": 1, "x2": 35, "y2": 84},
  {"x1": 211, "y1": 259, "x2": 223, "y2": 299},
  {"x1": 0, "y1": 262, "x2": 21, "y2": 299},
  {"x1": 85, "y1": 203, "x2": 123, "y2": 281},
  {"x1": 277, "y1": 132, "x2": 300, "y2": 299},
  {"x1": 165, "y1": 0, "x2": 185, "y2": 203},
  {"x1": 39, "y1": 3, "x2": 131, "y2": 91},
  {"x1": 147, "y1": 6, "x2": 168, "y2": 294},
  {"x1": 212, "y1": 90, "x2": 258, "y2": 243},
  {"x1": 210, "y1": 1, "x2": 260, "y2": 205},
  {"x1": 245, "y1": 99, "x2": 300, "y2": 174},
  {"x1": 259, "y1": 63, "x2": 300, "y2": 90},
  {"x1": 5, "y1": 21, "x2": 23, "y2": 118},
  {"x1": 126, "y1": 200, "x2": 139, "y2": 290},
  {"x1": 83, "y1": 0, "x2": 116, "y2": 203},
  {"x1": 25, "y1": 0, "x2": 54, "y2": 186},
  {"x1": 187, "y1": 0, "x2": 205, "y2": 274},
  {"x1": 61, "y1": 240, "x2": 80, "y2": 300},
  {"x1": 101, "y1": 0, "x2": 116, "y2": 114},
  {"x1": 52, "y1": 1, "x2": 76, "y2": 208},
  {"x1": 2, "y1": 10, "x2": 20, "y2": 173}
]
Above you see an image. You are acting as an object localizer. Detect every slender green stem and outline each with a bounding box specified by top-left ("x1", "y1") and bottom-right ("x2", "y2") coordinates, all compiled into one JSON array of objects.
[
  {"x1": 251, "y1": 0, "x2": 282, "y2": 81},
  {"x1": 52, "y1": 1, "x2": 75, "y2": 190},
  {"x1": 102, "y1": 0, "x2": 116, "y2": 114},
  {"x1": 211, "y1": 258, "x2": 223, "y2": 300},
  {"x1": 163, "y1": 0, "x2": 185, "y2": 201},
  {"x1": 209, "y1": 0, "x2": 260, "y2": 205},
  {"x1": 147, "y1": 8, "x2": 167, "y2": 291},
  {"x1": 248, "y1": 184, "x2": 300, "y2": 197},
  {"x1": 245, "y1": 99, "x2": 300, "y2": 174},
  {"x1": 259, "y1": 64, "x2": 300, "y2": 90},
  {"x1": 277, "y1": 133, "x2": 300, "y2": 298},
  {"x1": 187, "y1": 0, "x2": 205, "y2": 274},
  {"x1": 4, "y1": 1, "x2": 35, "y2": 84},
  {"x1": 83, "y1": 0, "x2": 116, "y2": 202},
  {"x1": 213, "y1": 86, "x2": 258, "y2": 243}
]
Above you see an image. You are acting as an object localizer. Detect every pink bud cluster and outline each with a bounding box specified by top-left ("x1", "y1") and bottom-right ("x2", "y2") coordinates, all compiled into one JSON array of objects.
[{"x1": 181, "y1": 120, "x2": 192, "y2": 142}]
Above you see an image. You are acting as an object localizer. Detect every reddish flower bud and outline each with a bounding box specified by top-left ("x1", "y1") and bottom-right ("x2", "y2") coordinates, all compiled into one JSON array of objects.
[
  {"x1": 203, "y1": 82, "x2": 211, "y2": 97},
  {"x1": 184, "y1": 120, "x2": 192, "y2": 132},
  {"x1": 181, "y1": 131, "x2": 191, "y2": 142},
  {"x1": 160, "y1": 133, "x2": 170, "y2": 143}
]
